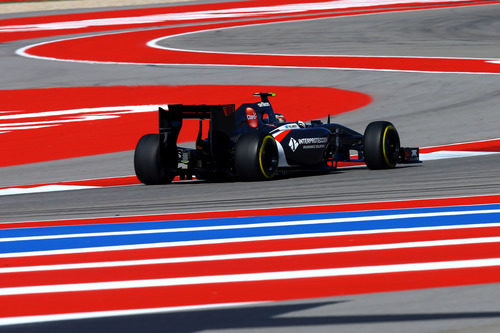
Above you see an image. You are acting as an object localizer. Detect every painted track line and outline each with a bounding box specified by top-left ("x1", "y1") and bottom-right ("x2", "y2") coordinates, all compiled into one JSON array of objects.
[
  {"x1": 14, "y1": 1, "x2": 500, "y2": 74},
  {"x1": 2, "y1": 236, "x2": 498, "y2": 274},
  {"x1": 2, "y1": 204, "x2": 500, "y2": 256},
  {"x1": 3, "y1": 265, "x2": 499, "y2": 323},
  {"x1": 1, "y1": 197, "x2": 499, "y2": 323},
  {"x1": 2, "y1": 208, "x2": 500, "y2": 242},
  {"x1": 1, "y1": 0, "x2": 500, "y2": 325},
  {"x1": 2, "y1": 225, "x2": 500, "y2": 266},
  {"x1": 2, "y1": 258, "x2": 500, "y2": 297}
]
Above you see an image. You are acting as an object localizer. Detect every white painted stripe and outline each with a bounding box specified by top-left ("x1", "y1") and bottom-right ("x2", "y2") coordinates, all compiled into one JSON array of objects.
[
  {"x1": 0, "y1": 185, "x2": 98, "y2": 196},
  {"x1": 2, "y1": 209, "x2": 499, "y2": 242},
  {"x1": 15, "y1": 7, "x2": 500, "y2": 76},
  {"x1": 2, "y1": 236, "x2": 499, "y2": 273},
  {"x1": 1, "y1": 258, "x2": 499, "y2": 296},
  {"x1": 421, "y1": 137, "x2": 500, "y2": 149},
  {"x1": 0, "y1": 302, "x2": 261, "y2": 326},
  {"x1": 149, "y1": 22, "x2": 500, "y2": 61},
  {"x1": 2, "y1": 222, "x2": 500, "y2": 259},
  {"x1": 0, "y1": 0, "x2": 478, "y2": 33},
  {"x1": 0, "y1": 104, "x2": 158, "y2": 121},
  {"x1": 420, "y1": 150, "x2": 498, "y2": 161}
]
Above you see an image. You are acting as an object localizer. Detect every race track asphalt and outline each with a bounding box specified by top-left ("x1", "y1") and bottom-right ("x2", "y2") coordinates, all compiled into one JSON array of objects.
[{"x1": 1, "y1": 2, "x2": 499, "y2": 332}]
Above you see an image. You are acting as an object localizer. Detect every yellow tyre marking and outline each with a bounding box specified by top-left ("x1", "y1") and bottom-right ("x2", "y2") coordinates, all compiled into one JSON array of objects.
[
  {"x1": 259, "y1": 135, "x2": 276, "y2": 179},
  {"x1": 382, "y1": 125, "x2": 396, "y2": 168}
]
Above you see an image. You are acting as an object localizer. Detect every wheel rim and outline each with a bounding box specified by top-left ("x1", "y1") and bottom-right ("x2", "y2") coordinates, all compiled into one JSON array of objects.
[
  {"x1": 258, "y1": 136, "x2": 278, "y2": 179},
  {"x1": 382, "y1": 125, "x2": 400, "y2": 167}
]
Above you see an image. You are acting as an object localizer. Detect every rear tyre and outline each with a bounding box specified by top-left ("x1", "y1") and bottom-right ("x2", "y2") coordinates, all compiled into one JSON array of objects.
[
  {"x1": 363, "y1": 121, "x2": 400, "y2": 169},
  {"x1": 234, "y1": 133, "x2": 279, "y2": 180},
  {"x1": 134, "y1": 134, "x2": 174, "y2": 184}
]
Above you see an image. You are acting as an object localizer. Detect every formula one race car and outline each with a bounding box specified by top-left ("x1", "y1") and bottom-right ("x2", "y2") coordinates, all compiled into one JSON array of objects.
[{"x1": 134, "y1": 92, "x2": 420, "y2": 184}]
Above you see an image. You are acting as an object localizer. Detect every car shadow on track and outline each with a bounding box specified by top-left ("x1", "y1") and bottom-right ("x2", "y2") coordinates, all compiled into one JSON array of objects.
[{"x1": 6, "y1": 300, "x2": 500, "y2": 333}]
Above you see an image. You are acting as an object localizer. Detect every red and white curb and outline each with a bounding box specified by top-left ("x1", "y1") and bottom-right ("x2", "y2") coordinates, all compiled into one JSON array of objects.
[{"x1": 1, "y1": 194, "x2": 499, "y2": 325}]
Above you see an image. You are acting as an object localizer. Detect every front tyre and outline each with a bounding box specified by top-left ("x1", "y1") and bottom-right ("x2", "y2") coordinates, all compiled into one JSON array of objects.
[
  {"x1": 134, "y1": 134, "x2": 174, "y2": 185},
  {"x1": 235, "y1": 133, "x2": 279, "y2": 180},
  {"x1": 363, "y1": 121, "x2": 400, "y2": 169}
]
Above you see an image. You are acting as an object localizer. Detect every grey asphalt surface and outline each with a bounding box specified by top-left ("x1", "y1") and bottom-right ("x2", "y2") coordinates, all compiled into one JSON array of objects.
[
  {"x1": 1, "y1": 154, "x2": 500, "y2": 222},
  {"x1": 1, "y1": 2, "x2": 500, "y2": 332},
  {"x1": 4, "y1": 283, "x2": 500, "y2": 333}
]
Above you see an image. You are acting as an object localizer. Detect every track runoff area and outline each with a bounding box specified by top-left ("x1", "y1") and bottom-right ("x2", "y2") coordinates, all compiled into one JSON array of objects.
[{"x1": 1, "y1": 0, "x2": 500, "y2": 326}]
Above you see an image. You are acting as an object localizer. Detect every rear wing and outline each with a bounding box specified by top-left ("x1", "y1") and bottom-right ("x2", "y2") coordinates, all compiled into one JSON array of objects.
[
  {"x1": 160, "y1": 104, "x2": 235, "y2": 121},
  {"x1": 159, "y1": 104, "x2": 235, "y2": 133},
  {"x1": 158, "y1": 104, "x2": 236, "y2": 162}
]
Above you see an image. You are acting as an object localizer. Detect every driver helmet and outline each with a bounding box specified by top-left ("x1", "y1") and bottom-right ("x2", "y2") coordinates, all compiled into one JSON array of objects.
[{"x1": 275, "y1": 113, "x2": 287, "y2": 123}]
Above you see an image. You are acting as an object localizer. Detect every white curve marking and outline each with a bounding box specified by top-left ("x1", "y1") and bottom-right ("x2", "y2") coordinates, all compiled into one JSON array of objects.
[
  {"x1": 419, "y1": 151, "x2": 499, "y2": 161},
  {"x1": 0, "y1": 0, "x2": 479, "y2": 33},
  {"x1": 2, "y1": 209, "x2": 499, "y2": 242},
  {"x1": 2, "y1": 236, "x2": 499, "y2": 273},
  {"x1": 2, "y1": 223, "x2": 500, "y2": 259},
  {"x1": 15, "y1": 4, "x2": 500, "y2": 75},
  {"x1": 0, "y1": 104, "x2": 160, "y2": 134},
  {"x1": 422, "y1": 137, "x2": 500, "y2": 149},
  {"x1": 0, "y1": 185, "x2": 98, "y2": 197},
  {"x1": 147, "y1": 22, "x2": 500, "y2": 61},
  {"x1": 1, "y1": 258, "x2": 499, "y2": 296}
]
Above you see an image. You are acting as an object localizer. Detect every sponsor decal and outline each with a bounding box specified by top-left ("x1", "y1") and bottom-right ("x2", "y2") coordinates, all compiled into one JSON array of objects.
[
  {"x1": 300, "y1": 137, "x2": 327, "y2": 149},
  {"x1": 286, "y1": 136, "x2": 328, "y2": 151},
  {"x1": 298, "y1": 137, "x2": 328, "y2": 145},
  {"x1": 257, "y1": 102, "x2": 270, "y2": 107},
  {"x1": 275, "y1": 123, "x2": 300, "y2": 131},
  {"x1": 302, "y1": 144, "x2": 327, "y2": 149},
  {"x1": 246, "y1": 107, "x2": 258, "y2": 128},
  {"x1": 289, "y1": 137, "x2": 299, "y2": 152}
]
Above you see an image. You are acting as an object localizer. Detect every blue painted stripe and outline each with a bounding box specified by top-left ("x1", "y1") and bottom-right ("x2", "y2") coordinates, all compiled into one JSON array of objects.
[
  {"x1": 2, "y1": 204, "x2": 500, "y2": 238},
  {"x1": 1, "y1": 210, "x2": 499, "y2": 254}
]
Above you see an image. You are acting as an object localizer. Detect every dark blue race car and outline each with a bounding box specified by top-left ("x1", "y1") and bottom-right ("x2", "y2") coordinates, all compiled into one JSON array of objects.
[{"x1": 134, "y1": 92, "x2": 420, "y2": 184}]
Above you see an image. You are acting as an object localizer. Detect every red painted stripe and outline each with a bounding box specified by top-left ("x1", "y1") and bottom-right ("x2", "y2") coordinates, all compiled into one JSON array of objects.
[
  {"x1": 1, "y1": 266, "x2": 499, "y2": 318},
  {"x1": 3, "y1": 226, "x2": 500, "y2": 267},
  {"x1": 0, "y1": 176, "x2": 140, "y2": 190},
  {"x1": 2, "y1": 1, "x2": 497, "y2": 43},
  {"x1": 0, "y1": 0, "x2": 262, "y2": 42},
  {"x1": 3, "y1": 194, "x2": 499, "y2": 229},
  {"x1": 2, "y1": 242, "x2": 498, "y2": 288},
  {"x1": 22, "y1": 3, "x2": 500, "y2": 74},
  {"x1": 421, "y1": 138, "x2": 500, "y2": 153},
  {"x1": 0, "y1": 85, "x2": 369, "y2": 167}
]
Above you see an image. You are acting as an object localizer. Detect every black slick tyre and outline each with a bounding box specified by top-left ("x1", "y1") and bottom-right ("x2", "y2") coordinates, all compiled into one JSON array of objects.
[
  {"x1": 134, "y1": 134, "x2": 174, "y2": 185},
  {"x1": 234, "y1": 133, "x2": 279, "y2": 180},
  {"x1": 363, "y1": 121, "x2": 400, "y2": 170}
]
